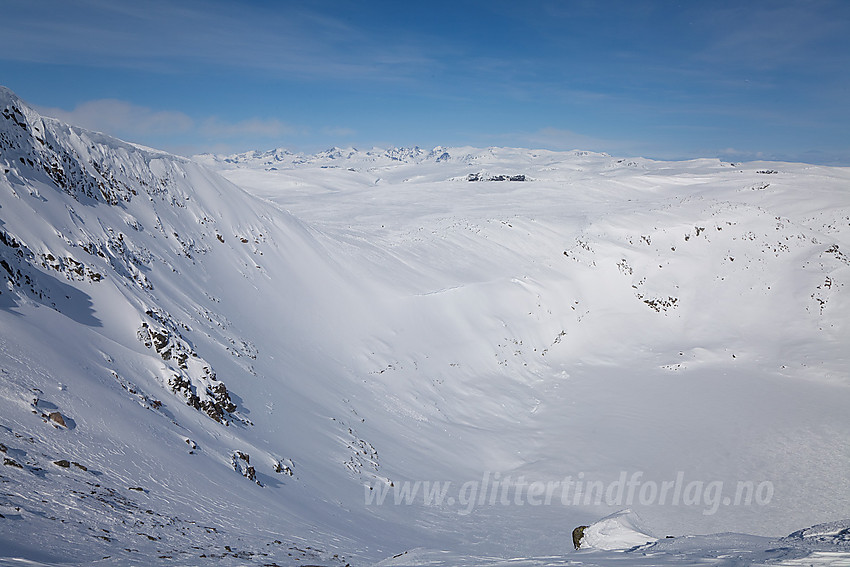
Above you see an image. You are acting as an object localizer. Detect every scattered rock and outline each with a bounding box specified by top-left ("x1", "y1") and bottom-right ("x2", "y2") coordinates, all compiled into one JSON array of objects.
[
  {"x1": 53, "y1": 459, "x2": 71, "y2": 468},
  {"x1": 273, "y1": 458, "x2": 294, "y2": 476},
  {"x1": 3, "y1": 457, "x2": 23, "y2": 469}
]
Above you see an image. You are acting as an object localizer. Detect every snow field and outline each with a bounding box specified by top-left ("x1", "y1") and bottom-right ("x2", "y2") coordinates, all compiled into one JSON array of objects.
[{"x1": 2, "y1": 86, "x2": 850, "y2": 564}]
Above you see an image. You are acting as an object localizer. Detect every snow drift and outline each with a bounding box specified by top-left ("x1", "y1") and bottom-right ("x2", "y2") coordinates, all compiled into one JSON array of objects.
[{"x1": 579, "y1": 510, "x2": 656, "y2": 551}]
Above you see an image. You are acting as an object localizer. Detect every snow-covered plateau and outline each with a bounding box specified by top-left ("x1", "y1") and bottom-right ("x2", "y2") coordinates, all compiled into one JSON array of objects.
[{"x1": 2, "y1": 85, "x2": 850, "y2": 566}]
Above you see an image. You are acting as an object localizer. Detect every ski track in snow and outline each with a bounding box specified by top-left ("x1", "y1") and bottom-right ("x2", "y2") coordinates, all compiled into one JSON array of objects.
[{"x1": 2, "y1": 88, "x2": 850, "y2": 565}]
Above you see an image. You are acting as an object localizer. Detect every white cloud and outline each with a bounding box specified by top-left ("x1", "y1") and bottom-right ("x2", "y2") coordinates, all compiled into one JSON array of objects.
[
  {"x1": 3, "y1": 0, "x2": 443, "y2": 86},
  {"x1": 35, "y1": 98, "x2": 301, "y2": 152},
  {"x1": 695, "y1": 3, "x2": 847, "y2": 71},
  {"x1": 37, "y1": 99, "x2": 194, "y2": 138}
]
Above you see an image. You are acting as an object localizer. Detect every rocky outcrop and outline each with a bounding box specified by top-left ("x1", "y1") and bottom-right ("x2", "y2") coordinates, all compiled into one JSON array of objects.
[
  {"x1": 138, "y1": 318, "x2": 240, "y2": 424},
  {"x1": 231, "y1": 451, "x2": 261, "y2": 485}
]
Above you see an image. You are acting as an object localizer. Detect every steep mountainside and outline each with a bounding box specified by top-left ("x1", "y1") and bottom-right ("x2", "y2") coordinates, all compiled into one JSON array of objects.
[{"x1": 0, "y1": 86, "x2": 398, "y2": 564}]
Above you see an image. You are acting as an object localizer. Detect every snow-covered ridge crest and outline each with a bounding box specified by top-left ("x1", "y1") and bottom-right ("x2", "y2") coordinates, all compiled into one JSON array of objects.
[{"x1": 0, "y1": 86, "x2": 180, "y2": 205}]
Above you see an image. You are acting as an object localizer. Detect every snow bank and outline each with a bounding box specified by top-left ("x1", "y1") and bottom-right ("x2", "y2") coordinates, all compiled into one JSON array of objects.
[{"x1": 580, "y1": 510, "x2": 657, "y2": 551}]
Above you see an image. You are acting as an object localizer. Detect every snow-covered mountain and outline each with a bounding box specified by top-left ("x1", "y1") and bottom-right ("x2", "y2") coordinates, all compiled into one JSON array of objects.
[{"x1": 2, "y1": 85, "x2": 850, "y2": 566}]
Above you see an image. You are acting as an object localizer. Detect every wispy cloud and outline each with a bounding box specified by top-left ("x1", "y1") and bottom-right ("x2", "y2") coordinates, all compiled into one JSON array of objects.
[
  {"x1": 1, "y1": 0, "x2": 444, "y2": 85},
  {"x1": 36, "y1": 98, "x2": 301, "y2": 155},
  {"x1": 693, "y1": 2, "x2": 849, "y2": 71},
  {"x1": 36, "y1": 99, "x2": 193, "y2": 138}
]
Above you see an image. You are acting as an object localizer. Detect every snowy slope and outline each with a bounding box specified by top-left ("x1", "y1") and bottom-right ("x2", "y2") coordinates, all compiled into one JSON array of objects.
[
  {"x1": 2, "y1": 85, "x2": 850, "y2": 565},
  {"x1": 0, "y1": 85, "x2": 406, "y2": 564},
  {"x1": 201, "y1": 144, "x2": 850, "y2": 556}
]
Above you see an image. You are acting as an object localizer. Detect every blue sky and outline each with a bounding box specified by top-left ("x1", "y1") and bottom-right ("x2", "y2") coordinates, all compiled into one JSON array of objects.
[{"x1": 1, "y1": 0, "x2": 848, "y2": 163}]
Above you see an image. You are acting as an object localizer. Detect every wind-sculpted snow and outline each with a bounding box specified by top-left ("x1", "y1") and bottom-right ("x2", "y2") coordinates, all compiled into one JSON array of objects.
[{"x1": 2, "y1": 85, "x2": 850, "y2": 565}]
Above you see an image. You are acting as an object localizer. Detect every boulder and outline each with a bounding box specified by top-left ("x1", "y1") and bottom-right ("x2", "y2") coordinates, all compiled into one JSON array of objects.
[{"x1": 48, "y1": 412, "x2": 66, "y2": 427}]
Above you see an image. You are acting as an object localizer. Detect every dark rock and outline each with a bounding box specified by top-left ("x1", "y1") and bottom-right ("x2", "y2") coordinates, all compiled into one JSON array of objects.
[
  {"x1": 231, "y1": 451, "x2": 261, "y2": 485},
  {"x1": 572, "y1": 525, "x2": 588, "y2": 550},
  {"x1": 273, "y1": 459, "x2": 294, "y2": 476}
]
